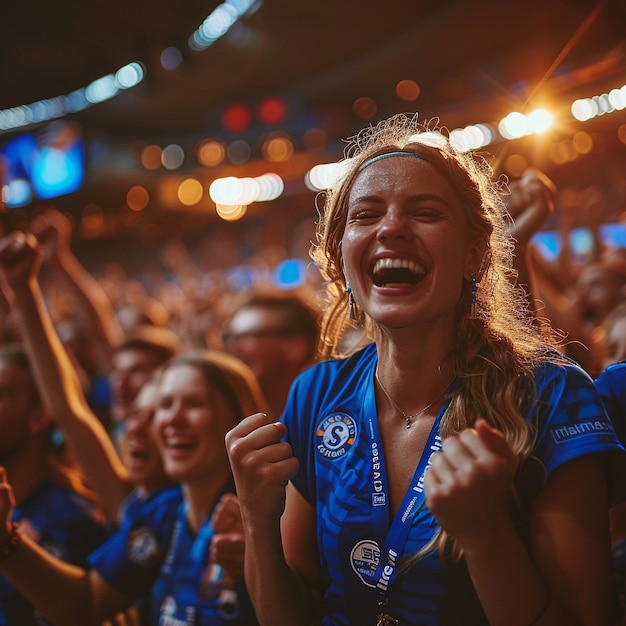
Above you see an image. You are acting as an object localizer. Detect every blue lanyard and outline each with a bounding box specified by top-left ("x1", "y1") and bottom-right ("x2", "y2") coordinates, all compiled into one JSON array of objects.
[
  {"x1": 363, "y1": 369, "x2": 445, "y2": 606},
  {"x1": 159, "y1": 500, "x2": 217, "y2": 625}
]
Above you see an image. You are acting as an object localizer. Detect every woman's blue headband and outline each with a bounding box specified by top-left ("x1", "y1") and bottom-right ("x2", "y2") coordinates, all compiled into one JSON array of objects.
[{"x1": 356, "y1": 151, "x2": 426, "y2": 172}]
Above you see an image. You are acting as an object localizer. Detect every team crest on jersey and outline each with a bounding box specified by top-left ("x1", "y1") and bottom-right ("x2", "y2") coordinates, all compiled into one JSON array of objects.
[
  {"x1": 350, "y1": 539, "x2": 380, "y2": 587},
  {"x1": 315, "y1": 412, "x2": 357, "y2": 460},
  {"x1": 127, "y1": 525, "x2": 160, "y2": 564}
]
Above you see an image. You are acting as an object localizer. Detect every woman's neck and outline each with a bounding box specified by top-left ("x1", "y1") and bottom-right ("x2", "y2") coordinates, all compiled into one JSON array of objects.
[
  {"x1": 182, "y1": 467, "x2": 233, "y2": 533},
  {"x1": 375, "y1": 316, "x2": 455, "y2": 365},
  {"x1": 375, "y1": 333, "x2": 455, "y2": 413},
  {"x1": 377, "y1": 330, "x2": 453, "y2": 372}
]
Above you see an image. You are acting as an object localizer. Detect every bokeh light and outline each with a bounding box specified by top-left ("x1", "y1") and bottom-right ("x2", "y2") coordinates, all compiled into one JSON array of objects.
[
  {"x1": 527, "y1": 109, "x2": 552, "y2": 133},
  {"x1": 258, "y1": 97, "x2": 288, "y2": 125},
  {"x1": 353, "y1": 97, "x2": 377, "y2": 119},
  {"x1": 262, "y1": 134, "x2": 293, "y2": 162},
  {"x1": 504, "y1": 154, "x2": 528, "y2": 177},
  {"x1": 228, "y1": 140, "x2": 251, "y2": 164},
  {"x1": 209, "y1": 172, "x2": 284, "y2": 204},
  {"x1": 162, "y1": 144, "x2": 185, "y2": 170},
  {"x1": 126, "y1": 185, "x2": 149, "y2": 211},
  {"x1": 396, "y1": 79, "x2": 420, "y2": 101},
  {"x1": 572, "y1": 131, "x2": 593, "y2": 155},
  {"x1": 177, "y1": 178, "x2": 204, "y2": 206},
  {"x1": 160, "y1": 47, "x2": 183, "y2": 71},
  {"x1": 216, "y1": 203, "x2": 247, "y2": 221},
  {"x1": 141, "y1": 145, "x2": 163, "y2": 170},
  {"x1": 222, "y1": 104, "x2": 252, "y2": 133},
  {"x1": 197, "y1": 139, "x2": 226, "y2": 166},
  {"x1": 79, "y1": 203, "x2": 104, "y2": 236}
]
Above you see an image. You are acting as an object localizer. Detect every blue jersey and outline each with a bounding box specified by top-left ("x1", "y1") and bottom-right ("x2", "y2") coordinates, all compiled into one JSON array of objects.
[
  {"x1": 0, "y1": 481, "x2": 107, "y2": 626},
  {"x1": 595, "y1": 361, "x2": 626, "y2": 622},
  {"x1": 89, "y1": 483, "x2": 258, "y2": 626},
  {"x1": 283, "y1": 343, "x2": 625, "y2": 625},
  {"x1": 111, "y1": 484, "x2": 184, "y2": 626},
  {"x1": 595, "y1": 361, "x2": 626, "y2": 446}
]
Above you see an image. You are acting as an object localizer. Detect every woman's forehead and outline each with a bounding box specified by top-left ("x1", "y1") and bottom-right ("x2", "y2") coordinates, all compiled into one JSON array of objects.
[
  {"x1": 348, "y1": 156, "x2": 458, "y2": 202},
  {"x1": 161, "y1": 362, "x2": 204, "y2": 387}
]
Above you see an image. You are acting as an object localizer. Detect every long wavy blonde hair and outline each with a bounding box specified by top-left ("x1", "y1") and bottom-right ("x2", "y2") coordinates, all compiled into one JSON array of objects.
[{"x1": 310, "y1": 113, "x2": 565, "y2": 560}]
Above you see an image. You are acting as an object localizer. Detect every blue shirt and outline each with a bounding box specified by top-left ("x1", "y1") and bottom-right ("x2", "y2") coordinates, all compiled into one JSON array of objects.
[
  {"x1": 595, "y1": 360, "x2": 626, "y2": 446},
  {"x1": 283, "y1": 343, "x2": 625, "y2": 625},
  {"x1": 0, "y1": 481, "x2": 107, "y2": 626},
  {"x1": 89, "y1": 483, "x2": 258, "y2": 626},
  {"x1": 595, "y1": 360, "x2": 626, "y2": 622}
]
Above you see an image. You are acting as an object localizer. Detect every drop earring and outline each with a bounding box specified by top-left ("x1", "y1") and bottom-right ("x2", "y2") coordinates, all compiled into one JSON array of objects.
[
  {"x1": 346, "y1": 282, "x2": 357, "y2": 320},
  {"x1": 469, "y1": 273, "x2": 478, "y2": 319}
]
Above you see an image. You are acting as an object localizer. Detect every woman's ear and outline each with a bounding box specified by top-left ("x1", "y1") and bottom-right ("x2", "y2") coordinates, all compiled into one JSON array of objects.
[{"x1": 464, "y1": 240, "x2": 490, "y2": 282}]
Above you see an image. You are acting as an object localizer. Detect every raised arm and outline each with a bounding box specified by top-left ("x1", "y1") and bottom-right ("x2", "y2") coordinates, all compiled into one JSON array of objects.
[
  {"x1": 504, "y1": 168, "x2": 555, "y2": 318},
  {"x1": 30, "y1": 208, "x2": 124, "y2": 376},
  {"x1": 0, "y1": 467, "x2": 131, "y2": 626},
  {"x1": 226, "y1": 412, "x2": 321, "y2": 625},
  {"x1": 0, "y1": 231, "x2": 132, "y2": 520}
]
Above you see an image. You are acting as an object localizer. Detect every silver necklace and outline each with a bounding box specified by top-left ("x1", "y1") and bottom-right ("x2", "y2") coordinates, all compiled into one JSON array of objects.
[{"x1": 375, "y1": 369, "x2": 447, "y2": 429}]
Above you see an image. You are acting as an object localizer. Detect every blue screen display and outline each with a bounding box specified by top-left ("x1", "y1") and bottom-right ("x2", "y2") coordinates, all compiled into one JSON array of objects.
[{"x1": 0, "y1": 121, "x2": 85, "y2": 208}]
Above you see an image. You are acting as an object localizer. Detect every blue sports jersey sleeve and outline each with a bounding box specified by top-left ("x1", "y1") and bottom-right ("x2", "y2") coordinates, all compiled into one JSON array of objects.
[
  {"x1": 595, "y1": 361, "x2": 626, "y2": 446},
  {"x1": 520, "y1": 361, "x2": 626, "y2": 505}
]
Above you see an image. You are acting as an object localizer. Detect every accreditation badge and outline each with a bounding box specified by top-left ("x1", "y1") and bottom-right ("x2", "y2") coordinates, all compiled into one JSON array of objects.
[{"x1": 350, "y1": 539, "x2": 380, "y2": 587}]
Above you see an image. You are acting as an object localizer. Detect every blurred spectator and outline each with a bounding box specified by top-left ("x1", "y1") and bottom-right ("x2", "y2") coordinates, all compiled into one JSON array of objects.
[
  {"x1": 535, "y1": 251, "x2": 626, "y2": 376},
  {"x1": 0, "y1": 344, "x2": 107, "y2": 626},
  {"x1": 109, "y1": 325, "x2": 181, "y2": 427},
  {"x1": 116, "y1": 297, "x2": 171, "y2": 333},
  {"x1": 522, "y1": 184, "x2": 626, "y2": 377},
  {"x1": 0, "y1": 348, "x2": 266, "y2": 626},
  {"x1": 600, "y1": 302, "x2": 626, "y2": 370},
  {"x1": 116, "y1": 375, "x2": 171, "y2": 513},
  {"x1": 0, "y1": 231, "x2": 175, "y2": 524},
  {"x1": 222, "y1": 289, "x2": 321, "y2": 418}
]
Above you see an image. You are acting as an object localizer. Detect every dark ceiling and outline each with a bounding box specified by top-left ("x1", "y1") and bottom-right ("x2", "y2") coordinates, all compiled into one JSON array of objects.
[
  {"x1": 5, "y1": 0, "x2": 626, "y2": 137},
  {"x1": 2, "y1": 0, "x2": 626, "y2": 225}
]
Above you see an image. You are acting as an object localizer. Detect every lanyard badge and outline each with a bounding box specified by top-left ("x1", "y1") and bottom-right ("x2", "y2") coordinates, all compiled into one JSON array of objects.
[{"x1": 364, "y1": 370, "x2": 446, "y2": 624}]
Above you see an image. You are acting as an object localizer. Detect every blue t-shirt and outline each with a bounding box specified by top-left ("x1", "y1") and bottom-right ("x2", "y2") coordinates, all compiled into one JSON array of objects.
[
  {"x1": 595, "y1": 361, "x2": 626, "y2": 621},
  {"x1": 88, "y1": 483, "x2": 258, "y2": 626},
  {"x1": 283, "y1": 343, "x2": 625, "y2": 625},
  {"x1": 595, "y1": 360, "x2": 626, "y2": 446},
  {"x1": 0, "y1": 481, "x2": 108, "y2": 626}
]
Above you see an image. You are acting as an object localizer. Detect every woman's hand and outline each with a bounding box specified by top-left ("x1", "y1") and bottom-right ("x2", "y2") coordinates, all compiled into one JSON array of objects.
[
  {"x1": 0, "y1": 231, "x2": 42, "y2": 291},
  {"x1": 424, "y1": 420, "x2": 519, "y2": 553},
  {"x1": 504, "y1": 168, "x2": 555, "y2": 247},
  {"x1": 29, "y1": 209, "x2": 73, "y2": 267},
  {"x1": 225, "y1": 413, "x2": 299, "y2": 529},
  {"x1": 210, "y1": 493, "x2": 245, "y2": 580}
]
